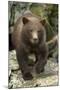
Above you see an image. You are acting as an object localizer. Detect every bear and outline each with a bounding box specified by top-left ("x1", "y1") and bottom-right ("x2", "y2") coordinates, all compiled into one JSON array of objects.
[{"x1": 12, "y1": 11, "x2": 48, "y2": 80}]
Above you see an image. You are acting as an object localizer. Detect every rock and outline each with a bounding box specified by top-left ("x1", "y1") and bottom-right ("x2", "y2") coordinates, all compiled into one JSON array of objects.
[{"x1": 8, "y1": 50, "x2": 19, "y2": 70}]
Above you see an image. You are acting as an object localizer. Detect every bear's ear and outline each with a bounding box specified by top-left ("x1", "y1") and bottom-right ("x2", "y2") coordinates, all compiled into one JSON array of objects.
[
  {"x1": 40, "y1": 19, "x2": 46, "y2": 26},
  {"x1": 22, "y1": 17, "x2": 29, "y2": 24}
]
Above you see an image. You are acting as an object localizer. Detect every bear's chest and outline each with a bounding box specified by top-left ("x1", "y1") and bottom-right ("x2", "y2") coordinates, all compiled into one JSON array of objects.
[
  {"x1": 28, "y1": 53, "x2": 37, "y2": 66},
  {"x1": 24, "y1": 45, "x2": 39, "y2": 66}
]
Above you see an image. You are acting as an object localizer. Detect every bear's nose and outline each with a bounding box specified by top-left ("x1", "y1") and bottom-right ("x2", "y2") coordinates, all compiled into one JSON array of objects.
[
  {"x1": 34, "y1": 38, "x2": 38, "y2": 41},
  {"x1": 33, "y1": 38, "x2": 38, "y2": 42}
]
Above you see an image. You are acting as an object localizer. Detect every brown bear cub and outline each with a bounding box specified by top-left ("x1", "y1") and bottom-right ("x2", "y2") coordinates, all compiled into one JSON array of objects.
[{"x1": 12, "y1": 11, "x2": 48, "y2": 80}]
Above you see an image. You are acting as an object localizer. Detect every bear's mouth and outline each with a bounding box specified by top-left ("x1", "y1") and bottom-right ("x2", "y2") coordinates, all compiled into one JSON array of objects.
[{"x1": 30, "y1": 39, "x2": 39, "y2": 44}]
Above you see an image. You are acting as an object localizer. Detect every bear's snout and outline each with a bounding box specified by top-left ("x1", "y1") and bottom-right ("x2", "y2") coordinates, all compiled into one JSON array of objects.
[{"x1": 31, "y1": 31, "x2": 38, "y2": 44}]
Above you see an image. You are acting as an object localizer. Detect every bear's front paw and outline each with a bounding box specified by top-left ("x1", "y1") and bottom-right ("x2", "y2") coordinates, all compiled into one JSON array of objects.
[
  {"x1": 23, "y1": 73, "x2": 33, "y2": 80},
  {"x1": 40, "y1": 68, "x2": 44, "y2": 72}
]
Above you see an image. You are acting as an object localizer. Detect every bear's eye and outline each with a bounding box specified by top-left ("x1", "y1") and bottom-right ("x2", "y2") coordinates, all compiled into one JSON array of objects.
[
  {"x1": 29, "y1": 29, "x2": 33, "y2": 32},
  {"x1": 38, "y1": 30, "x2": 41, "y2": 33}
]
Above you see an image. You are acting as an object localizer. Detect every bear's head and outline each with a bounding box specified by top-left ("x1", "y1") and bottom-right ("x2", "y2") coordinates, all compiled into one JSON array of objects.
[{"x1": 21, "y1": 17, "x2": 46, "y2": 46}]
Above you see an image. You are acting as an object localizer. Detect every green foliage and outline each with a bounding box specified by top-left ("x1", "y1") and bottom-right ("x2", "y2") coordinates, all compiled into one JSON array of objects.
[
  {"x1": 30, "y1": 3, "x2": 58, "y2": 41},
  {"x1": 30, "y1": 4, "x2": 45, "y2": 18}
]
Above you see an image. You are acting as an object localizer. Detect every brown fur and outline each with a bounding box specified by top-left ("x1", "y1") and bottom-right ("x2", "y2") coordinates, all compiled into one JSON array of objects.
[{"x1": 12, "y1": 11, "x2": 48, "y2": 80}]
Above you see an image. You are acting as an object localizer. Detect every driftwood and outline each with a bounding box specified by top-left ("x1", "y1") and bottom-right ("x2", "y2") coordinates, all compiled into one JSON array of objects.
[
  {"x1": 47, "y1": 35, "x2": 58, "y2": 45},
  {"x1": 46, "y1": 35, "x2": 58, "y2": 57}
]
